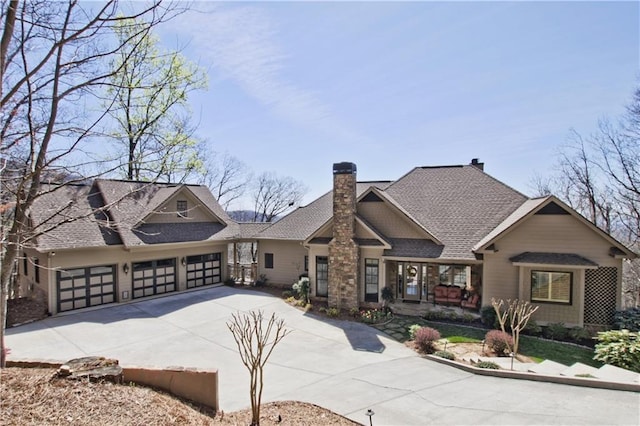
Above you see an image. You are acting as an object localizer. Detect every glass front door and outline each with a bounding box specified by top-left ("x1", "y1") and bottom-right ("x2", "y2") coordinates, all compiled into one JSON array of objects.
[{"x1": 403, "y1": 263, "x2": 421, "y2": 300}]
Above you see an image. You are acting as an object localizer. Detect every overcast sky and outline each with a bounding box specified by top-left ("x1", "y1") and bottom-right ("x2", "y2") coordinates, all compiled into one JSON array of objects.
[{"x1": 158, "y1": 1, "x2": 639, "y2": 210}]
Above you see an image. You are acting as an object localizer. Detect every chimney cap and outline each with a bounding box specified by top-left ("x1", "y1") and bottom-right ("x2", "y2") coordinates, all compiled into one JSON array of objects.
[
  {"x1": 470, "y1": 158, "x2": 484, "y2": 170},
  {"x1": 333, "y1": 162, "x2": 357, "y2": 175}
]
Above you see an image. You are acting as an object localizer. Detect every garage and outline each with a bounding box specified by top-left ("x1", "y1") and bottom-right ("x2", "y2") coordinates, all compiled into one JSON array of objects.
[
  {"x1": 186, "y1": 252, "x2": 222, "y2": 288},
  {"x1": 132, "y1": 258, "x2": 176, "y2": 299},
  {"x1": 57, "y1": 265, "x2": 116, "y2": 312}
]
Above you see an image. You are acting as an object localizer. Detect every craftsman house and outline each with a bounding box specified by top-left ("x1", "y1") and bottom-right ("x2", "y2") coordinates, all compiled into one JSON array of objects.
[{"x1": 18, "y1": 160, "x2": 635, "y2": 327}]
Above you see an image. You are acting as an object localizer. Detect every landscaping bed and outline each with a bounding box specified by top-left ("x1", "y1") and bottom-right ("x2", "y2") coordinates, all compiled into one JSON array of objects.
[{"x1": 0, "y1": 367, "x2": 358, "y2": 425}]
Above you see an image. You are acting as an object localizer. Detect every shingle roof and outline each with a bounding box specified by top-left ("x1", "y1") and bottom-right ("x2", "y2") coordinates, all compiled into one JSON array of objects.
[
  {"x1": 384, "y1": 166, "x2": 527, "y2": 259},
  {"x1": 383, "y1": 238, "x2": 444, "y2": 259},
  {"x1": 32, "y1": 183, "x2": 122, "y2": 250},
  {"x1": 509, "y1": 252, "x2": 598, "y2": 267},
  {"x1": 256, "y1": 181, "x2": 392, "y2": 240},
  {"x1": 32, "y1": 180, "x2": 233, "y2": 250}
]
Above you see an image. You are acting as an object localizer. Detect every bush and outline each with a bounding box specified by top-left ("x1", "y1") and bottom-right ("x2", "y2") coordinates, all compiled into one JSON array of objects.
[
  {"x1": 485, "y1": 330, "x2": 514, "y2": 356},
  {"x1": 281, "y1": 290, "x2": 293, "y2": 299},
  {"x1": 434, "y1": 350, "x2": 455, "y2": 360},
  {"x1": 523, "y1": 319, "x2": 542, "y2": 336},
  {"x1": 326, "y1": 307, "x2": 339, "y2": 318},
  {"x1": 254, "y1": 274, "x2": 268, "y2": 287},
  {"x1": 360, "y1": 308, "x2": 391, "y2": 324},
  {"x1": 544, "y1": 322, "x2": 568, "y2": 341},
  {"x1": 613, "y1": 308, "x2": 640, "y2": 332},
  {"x1": 593, "y1": 330, "x2": 640, "y2": 373},
  {"x1": 381, "y1": 286, "x2": 394, "y2": 305},
  {"x1": 414, "y1": 327, "x2": 441, "y2": 354},
  {"x1": 349, "y1": 307, "x2": 360, "y2": 318},
  {"x1": 568, "y1": 327, "x2": 592, "y2": 343},
  {"x1": 224, "y1": 278, "x2": 236, "y2": 286},
  {"x1": 476, "y1": 361, "x2": 500, "y2": 369},
  {"x1": 480, "y1": 306, "x2": 498, "y2": 328},
  {"x1": 285, "y1": 296, "x2": 296, "y2": 304},
  {"x1": 292, "y1": 277, "x2": 310, "y2": 304},
  {"x1": 408, "y1": 324, "x2": 422, "y2": 340}
]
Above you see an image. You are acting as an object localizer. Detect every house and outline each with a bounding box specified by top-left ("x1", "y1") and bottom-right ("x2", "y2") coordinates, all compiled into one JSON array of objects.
[
  {"x1": 247, "y1": 161, "x2": 635, "y2": 327},
  {"x1": 20, "y1": 179, "x2": 237, "y2": 313},
  {"x1": 18, "y1": 160, "x2": 636, "y2": 327}
]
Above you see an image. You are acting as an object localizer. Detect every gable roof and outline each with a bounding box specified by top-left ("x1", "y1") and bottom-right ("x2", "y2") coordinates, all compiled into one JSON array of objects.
[
  {"x1": 31, "y1": 179, "x2": 233, "y2": 251},
  {"x1": 474, "y1": 195, "x2": 636, "y2": 259}
]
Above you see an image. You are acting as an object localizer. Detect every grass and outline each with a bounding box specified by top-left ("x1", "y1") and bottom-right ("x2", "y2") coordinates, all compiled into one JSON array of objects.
[{"x1": 419, "y1": 320, "x2": 601, "y2": 368}]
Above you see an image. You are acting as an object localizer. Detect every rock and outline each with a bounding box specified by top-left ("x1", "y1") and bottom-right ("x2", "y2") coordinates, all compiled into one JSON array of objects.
[{"x1": 57, "y1": 356, "x2": 123, "y2": 384}]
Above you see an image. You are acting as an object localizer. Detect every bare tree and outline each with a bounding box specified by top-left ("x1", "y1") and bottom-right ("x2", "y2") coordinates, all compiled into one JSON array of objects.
[
  {"x1": 252, "y1": 172, "x2": 306, "y2": 222},
  {"x1": 0, "y1": 0, "x2": 184, "y2": 367},
  {"x1": 227, "y1": 310, "x2": 290, "y2": 426},
  {"x1": 200, "y1": 151, "x2": 251, "y2": 211},
  {"x1": 492, "y1": 298, "x2": 539, "y2": 356}
]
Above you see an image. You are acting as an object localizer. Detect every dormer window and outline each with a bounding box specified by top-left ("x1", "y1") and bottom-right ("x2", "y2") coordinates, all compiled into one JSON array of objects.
[{"x1": 177, "y1": 200, "x2": 188, "y2": 218}]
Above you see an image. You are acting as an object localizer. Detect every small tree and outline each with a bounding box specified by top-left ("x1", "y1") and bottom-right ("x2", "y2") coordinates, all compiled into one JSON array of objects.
[
  {"x1": 227, "y1": 311, "x2": 290, "y2": 426},
  {"x1": 491, "y1": 298, "x2": 539, "y2": 356}
]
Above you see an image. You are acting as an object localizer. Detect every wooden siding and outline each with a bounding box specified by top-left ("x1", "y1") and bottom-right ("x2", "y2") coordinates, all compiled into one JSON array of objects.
[
  {"x1": 256, "y1": 240, "x2": 307, "y2": 287},
  {"x1": 357, "y1": 201, "x2": 426, "y2": 238},
  {"x1": 483, "y1": 214, "x2": 622, "y2": 326},
  {"x1": 146, "y1": 190, "x2": 219, "y2": 224}
]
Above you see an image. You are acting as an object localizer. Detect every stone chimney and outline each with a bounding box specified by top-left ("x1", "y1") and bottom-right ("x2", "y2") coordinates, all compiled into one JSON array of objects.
[
  {"x1": 328, "y1": 162, "x2": 359, "y2": 310},
  {"x1": 470, "y1": 158, "x2": 484, "y2": 171}
]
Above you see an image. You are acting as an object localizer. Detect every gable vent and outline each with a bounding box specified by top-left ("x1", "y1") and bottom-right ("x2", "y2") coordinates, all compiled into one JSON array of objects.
[
  {"x1": 535, "y1": 202, "x2": 569, "y2": 215},
  {"x1": 360, "y1": 192, "x2": 383, "y2": 202}
]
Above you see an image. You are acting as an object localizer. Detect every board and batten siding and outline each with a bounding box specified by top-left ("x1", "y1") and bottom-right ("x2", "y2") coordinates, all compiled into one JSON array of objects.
[
  {"x1": 256, "y1": 240, "x2": 307, "y2": 287},
  {"x1": 482, "y1": 214, "x2": 622, "y2": 326}
]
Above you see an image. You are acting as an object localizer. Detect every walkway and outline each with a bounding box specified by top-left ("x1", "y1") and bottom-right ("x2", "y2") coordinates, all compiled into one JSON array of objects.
[{"x1": 6, "y1": 287, "x2": 639, "y2": 425}]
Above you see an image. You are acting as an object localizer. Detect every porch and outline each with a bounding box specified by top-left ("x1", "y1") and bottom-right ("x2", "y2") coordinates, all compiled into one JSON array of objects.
[{"x1": 388, "y1": 299, "x2": 481, "y2": 320}]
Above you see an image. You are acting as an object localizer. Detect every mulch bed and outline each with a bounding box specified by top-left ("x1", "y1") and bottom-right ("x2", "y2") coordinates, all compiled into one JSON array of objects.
[{"x1": 0, "y1": 367, "x2": 359, "y2": 426}]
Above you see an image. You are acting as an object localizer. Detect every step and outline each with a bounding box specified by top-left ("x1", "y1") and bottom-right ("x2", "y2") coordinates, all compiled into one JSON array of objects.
[
  {"x1": 595, "y1": 364, "x2": 640, "y2": 384},
  {"x1": 560, "y1": 362, "x2": 600, "y2": 378},
  {"x1": 528, "y1": 360, "x2": 567, "y2": 375}
]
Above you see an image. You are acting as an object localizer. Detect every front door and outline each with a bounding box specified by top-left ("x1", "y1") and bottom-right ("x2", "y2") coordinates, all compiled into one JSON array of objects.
[{"x1": 403, "y1": 263, "x2": 421, "y2": 300}]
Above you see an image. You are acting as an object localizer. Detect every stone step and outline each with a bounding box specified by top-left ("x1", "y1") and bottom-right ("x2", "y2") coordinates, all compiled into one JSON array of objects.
[
  {"x1": 595, "y1": 364, "x2": 640, "y2": 383},
  {"x1": 560, "y1": 362, "x2": 600, "y2": 378},
  {"x1": 528, "y1": 359, "x2": 567, "y2": 375}
]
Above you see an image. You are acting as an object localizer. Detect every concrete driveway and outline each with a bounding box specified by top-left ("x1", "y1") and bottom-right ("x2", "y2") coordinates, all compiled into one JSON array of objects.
[{"x1": 6, "y1": 286, "x2": 639, "y2": 425}]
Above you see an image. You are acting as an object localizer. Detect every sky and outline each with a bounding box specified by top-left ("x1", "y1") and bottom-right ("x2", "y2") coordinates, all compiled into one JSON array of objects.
[{"x1": 158, "y1": 1, "x2": 639, "y2": 210}]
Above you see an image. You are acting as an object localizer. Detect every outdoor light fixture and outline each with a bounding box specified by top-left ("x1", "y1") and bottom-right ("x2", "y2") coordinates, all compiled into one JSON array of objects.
[
  {"x1": 365, "y1": 409, "x2": 375, "y2": 426},
  {"x1": 181, "y1": 257, "x2": 186, "y2": 266},
  {"x1": 123, "y1": 263, "x2": 129, "y2": 274}
]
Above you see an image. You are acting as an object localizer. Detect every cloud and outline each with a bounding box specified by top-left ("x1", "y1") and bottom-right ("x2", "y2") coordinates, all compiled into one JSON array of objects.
[{"x1": 168, "y1": 3, "x2": 359, "y2": 140}]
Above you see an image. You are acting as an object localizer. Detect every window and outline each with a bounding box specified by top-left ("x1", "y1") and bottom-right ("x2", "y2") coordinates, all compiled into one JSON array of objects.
[
  {"x1": 177, "y1": 200, "x2": 188, "y2": 217},
  {"x1": 34, "y1": 258, "x2": 40, "y2": 283},
  {"x1": 265, "y1": 253, "x2": 274, "y2": 269},
  {"x1": 531, "y1": 270, "x2": 572, "y2": 304},
  {"x1": 365, "y1": 259, "x2": 379, "y2": 302},
  {"x1": 438, "y1": 265, "x2": 467, "y2": 287},
  {"x1": 304, "y1": 255, "x2": 309, "y2": 272},
  {"x1": 316, "y1": 256, "x2": 328, "y2": 297},
  {"x1": 23, "y1": 257, "x2": 28, "y2": 276}
]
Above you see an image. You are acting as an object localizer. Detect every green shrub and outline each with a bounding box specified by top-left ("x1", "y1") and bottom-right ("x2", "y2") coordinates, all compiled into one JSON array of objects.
[
  {"x1": 480, "y1": 306, "x2": 498, "y2": 328},
  {"x1": 285, "y1": 296, "x2": 297, "y2": 304},
  {"x1": 485, "y1": 330, "x2": 513, "y2": 356},
  {"x1": 349, "y1": 307, "x2": 360, "y2": 318},
  {"x1": 281, "y1": 290, "x2": 293, "y2": 299},
  {"x1": 613, "y1": 308, "x2": 640, "y2": 332},
  {"x1": 544, "y1": 322, "x2": 568, "y2": 341},
  {"x1": 224, "y1": 278, "x2": 236, "y2": 286},
  {"x1": 462, "y1": 312, "x2": 476, "y2": 323},
  {"x1": 318, "y1": 307, "x2": 327, "y2": 314},
  {"x1": 414, "y1": 327, "x2": 441, "y2": 354},
  {"x1": 593, "y1": 329, "x2": 640, "y2": 373},
  {"x1": 568, "y1": 327, "x2": 592, "y2": 343},
  {"x1": 254, "y1": 274, "x2": 268, "y2": 287},
  {"x1": 408, "y1": 324, "x2": 422, "y2": 340},
  {"x1": 476, "y1": 361, "x2": 500, "y2": 369},
  {"x1": 523, "y1": 319, "x2": 542, "y2": 336},
  {"x1": 326, "y1": 307, "x2": 339, "y2": 318},
  {"x1": 434, "y1": 350, "x2": 455, "y2": 360},
  {"x1": 381, "y1": 286, "x2": 395, "y2": 304}
]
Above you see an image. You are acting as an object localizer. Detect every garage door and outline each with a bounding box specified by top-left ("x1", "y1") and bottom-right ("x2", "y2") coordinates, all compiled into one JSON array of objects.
[
  {"x1": 132, "y1": 258, "x2": 176, "y2": 299},
  {"x1": 57, "y1": 265, "x2": 116, "y2": 312},
  {"x1": 186, "y1": 252, "x2": 222, "y2": 288}
]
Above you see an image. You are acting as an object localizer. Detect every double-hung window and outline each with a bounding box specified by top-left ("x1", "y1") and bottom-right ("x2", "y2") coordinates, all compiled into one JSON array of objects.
[{"x1": 531, "y1": 270, "x2": 572, "y2": 304}]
